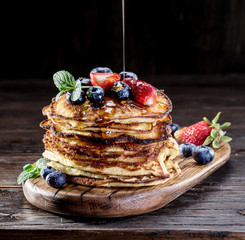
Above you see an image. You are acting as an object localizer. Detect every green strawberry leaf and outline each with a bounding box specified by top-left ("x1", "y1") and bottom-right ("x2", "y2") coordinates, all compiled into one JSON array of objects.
[
  {"x1": 212, "y1": 112, "x2": 221, "y2": 124},
  {"x1": 203, "y1": 112, "x2": 232, "y2": 148},
  {"x1": 220, "y1": 136, "x2": 232, "y2": 143},
  {"x1": 203, "y1": 117, "x2": 212, "y2": 125},
  {"x1": 210, "y1": 129, "x2": 218, "y2": 138},
  {"x1": 212, "y1": 139, "x2": 220, "y2": 148},
  {"x1": 203, "y1": 135, "x2": 213, "y2": 146},
  {"x1": 220, "y1": 122, "x2": 231, "y2": 130}
]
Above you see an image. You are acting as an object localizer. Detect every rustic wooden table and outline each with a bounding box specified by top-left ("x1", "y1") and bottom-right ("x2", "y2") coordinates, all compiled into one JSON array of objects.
[{"x1": 0, "y1": 75, "x2": 244, "y2": 239}]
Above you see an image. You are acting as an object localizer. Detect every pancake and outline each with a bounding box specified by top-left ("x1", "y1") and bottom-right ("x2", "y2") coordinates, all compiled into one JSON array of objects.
[
  {"x1": 43, "y1": 90, "x2": 172, "y2": 123},
  {"x1": 40, "y1": 87, "x2": 180, "y2": 187}
]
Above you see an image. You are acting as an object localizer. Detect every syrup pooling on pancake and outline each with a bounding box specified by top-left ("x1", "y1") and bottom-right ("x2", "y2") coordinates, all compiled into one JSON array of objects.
[{"x1": 40, "y1": 69, "x2": 180, "y2": 187}]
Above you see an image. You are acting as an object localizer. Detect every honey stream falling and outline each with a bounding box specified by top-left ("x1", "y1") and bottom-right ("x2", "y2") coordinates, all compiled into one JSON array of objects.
[{"x1": 122, "y1": 0, "x2": 125, "y2": 78}]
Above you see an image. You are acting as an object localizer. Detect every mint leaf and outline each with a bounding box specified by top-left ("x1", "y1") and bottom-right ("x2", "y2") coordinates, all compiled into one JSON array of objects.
[
  {"x1": 53, "y1": 70, "x2": 76, "y2": 91},
  {"x1": 55, "y1": 91, "x2": 65, "y2": 101},
  {"x1": 17, "y1": 171, "x2": 34, "y2": 184},
  {"x1": 36, "y1": 158, "x2": 50, "y2": 169},
  {"x1": 71, "y1": 79, "x2": 82, "y2": 101},
  {"x1": 23, "y1": 164, "x2": 35, "y2": 172},
  {"x1": 29, "y1": 167, "x2": 40, "y2": 176},
  {"x1": 17, "y1": 158, "x2": 50, "y2": 185}
]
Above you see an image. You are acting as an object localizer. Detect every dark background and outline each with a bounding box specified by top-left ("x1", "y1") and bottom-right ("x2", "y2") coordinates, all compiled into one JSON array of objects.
[{"x1": 1, "y1": 0, "x2": 245, "y2": 80}]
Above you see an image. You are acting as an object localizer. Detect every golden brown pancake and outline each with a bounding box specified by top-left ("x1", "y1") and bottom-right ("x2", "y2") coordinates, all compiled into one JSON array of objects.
[
  {"x1": 40, "y1": 88, "x2": 180, "y2": 187},
  {"x1": 43, "y1": 90, "x2": 172, "y2": 122}
]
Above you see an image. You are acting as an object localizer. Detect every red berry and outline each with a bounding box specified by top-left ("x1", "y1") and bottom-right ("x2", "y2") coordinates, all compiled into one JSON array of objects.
[
  {"x1": 123, "y1": 78, "x2": 138, "y2": 91},
  {"x1": 90, "y1": 73, "x2": 120, "y2": 90},
  {"x1": 123, "y1": 78, "x2": 157, "y2": 106},
  {"x1": 174, "y1": 121, "x2": 212, "y2": 146}
]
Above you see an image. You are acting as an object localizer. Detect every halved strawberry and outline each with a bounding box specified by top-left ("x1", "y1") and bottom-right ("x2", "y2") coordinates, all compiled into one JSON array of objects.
[
  {"x1": 90, "y1": 73, "x2": 120, "y2": 91},
  {"x1": 123, "y1": 78, "x2": 157, "y2": 106}
]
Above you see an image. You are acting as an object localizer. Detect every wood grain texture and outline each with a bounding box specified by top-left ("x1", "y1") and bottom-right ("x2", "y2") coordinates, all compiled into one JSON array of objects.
[
  {"x1": 0, "y1": 77, "x2": 244, "y2": 239},
  {"x1": 22, "y1": 144, "x2": 231, "y2": 218}
]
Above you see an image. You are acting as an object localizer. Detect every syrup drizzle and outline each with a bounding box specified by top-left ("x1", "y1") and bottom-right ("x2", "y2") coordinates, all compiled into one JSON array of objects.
[{"x1": 122, "y1": 0, "x2": 125, "y2": 79}]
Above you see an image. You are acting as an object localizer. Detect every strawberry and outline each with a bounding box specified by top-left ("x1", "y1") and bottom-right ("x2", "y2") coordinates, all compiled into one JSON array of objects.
[
  {"x1": 174, "y1": 121, "x2": 212, "y2": 146},
  {"x1": 123, "y1": 78, "x2": 157, "y2": 106},
  {"x1": 90, "y1": 73, "x2": 120, "y2": 91},
  {"x1": 174, "y1": 112, "x2": 232, "y2": 148},
  {"x1": 123, "y1": 78, "x2": 137, "y2": 91}
]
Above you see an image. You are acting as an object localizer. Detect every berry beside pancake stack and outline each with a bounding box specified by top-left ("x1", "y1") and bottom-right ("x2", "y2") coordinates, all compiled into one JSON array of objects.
[{"x1": 40, "y1": 68, "x2": 180, "y2": 187}]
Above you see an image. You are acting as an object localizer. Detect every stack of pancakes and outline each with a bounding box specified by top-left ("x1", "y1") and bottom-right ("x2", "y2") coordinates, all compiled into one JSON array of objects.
[{"x1": 40, "y1": 89, "x2": 180, "y2": 187}]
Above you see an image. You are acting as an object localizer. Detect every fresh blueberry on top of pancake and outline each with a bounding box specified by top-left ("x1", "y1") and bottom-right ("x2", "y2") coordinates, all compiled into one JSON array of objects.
[
  {"x1": 80, "y1": 77, "x2": 91, "y2": 86},
  {"x1": 111, "y1": 81, "x2": 131, "y2": 100},
  {"x1": 90, "y1": 67, "x2": 113, "y2": 77},
  {"x1": 86, "y1": 86, "x2": 105, "y2": 104},
  {"x1": 66, "y1": 90, "x2": 86, "y2": 105},
  {"x1": 119, "y1": 71, "x2": 138, "y2": 81}
]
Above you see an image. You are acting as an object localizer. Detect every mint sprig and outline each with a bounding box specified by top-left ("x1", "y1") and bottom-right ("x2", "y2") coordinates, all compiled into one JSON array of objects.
[
  {"x1": 53, "y1": 70, "x2": 89, "y2": 101},
  {"x1": 53, "y1": 70, "x2": 76, "y2": 90},
  {"x1": 17, "y1": 158, "x2": 50, "y2": 184},
  {"x1": 203, "y1": 112, "x2": 232, "y2": 148}
]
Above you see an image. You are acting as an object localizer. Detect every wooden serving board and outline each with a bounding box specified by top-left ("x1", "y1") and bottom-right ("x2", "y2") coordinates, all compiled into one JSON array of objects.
[{"x1": 23, "y1": 143, "x2": 231, "y2": 218}]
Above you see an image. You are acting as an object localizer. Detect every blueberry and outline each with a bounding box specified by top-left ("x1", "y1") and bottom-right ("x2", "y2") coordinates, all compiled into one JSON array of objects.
[
  {"x1": 66, "y1": 90, "x2": 86, "y2": 105},
  {"x1": 111, "y1": 81, "x2": 131, "y2": 100},
  {"x1": 79, "y1": 78, "x2": 91, "y2": 93},
  {"x1": 119, "y1": 71, "x2": 138, "y2": 80},
  {"x1": 90, "y1": 67, "x2": 113, "y2": 76},
  {"x1": 179, "y1": 143, "x2": 196, "y2": 158},
  {"x1": 169, "y1": 123, "x2": 180, "y2": 135},
  {"x1": 40, "y1": 166, "x2": 56, "y2": 180},
  {"x1": 80, "y1": 77, "x2": 91, "y2": 87},
  {"x1": 192, "y1": 145, "x2": 215, "y2": 165},
  {"x1": 46, "y1": 171, "x2": 66, "y2": 188},
  {"x1": 86, "y1": 86, "x2": 105, "y2": 104}
]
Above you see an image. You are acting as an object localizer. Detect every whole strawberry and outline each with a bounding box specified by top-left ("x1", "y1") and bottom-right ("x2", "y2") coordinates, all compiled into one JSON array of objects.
[
  {"x1": 174, "y1": 112, "x2": 232, "y2": 148},
  {"x1": 175, "y1": 121, "x2": 211, "y2": 146}
]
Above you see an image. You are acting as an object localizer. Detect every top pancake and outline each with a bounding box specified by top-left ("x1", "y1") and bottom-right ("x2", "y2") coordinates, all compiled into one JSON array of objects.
[{"x1": 42, "y1": 89, "x2": 172, "y2": 124}]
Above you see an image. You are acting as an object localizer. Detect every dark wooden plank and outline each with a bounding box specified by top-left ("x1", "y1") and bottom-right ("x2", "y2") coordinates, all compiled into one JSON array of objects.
[
  {"x1": 0, "y1": 229, "x2": 245, "y2": 240},
  {"x1": 0, "y1": 155, "x2": 42, "y2": 187}
]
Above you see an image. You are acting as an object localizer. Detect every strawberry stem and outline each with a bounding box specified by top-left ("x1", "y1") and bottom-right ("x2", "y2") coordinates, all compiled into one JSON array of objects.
[{"x1": 202, "y1": 112, "x2": 232, "y2": 148}]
